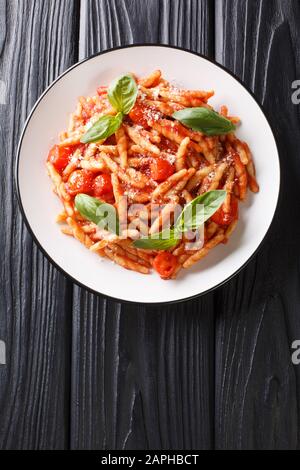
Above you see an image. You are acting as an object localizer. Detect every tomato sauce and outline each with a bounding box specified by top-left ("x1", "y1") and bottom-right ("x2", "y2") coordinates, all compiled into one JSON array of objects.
[{"x1": 159, "y1": 136, "x2": 178, "y2": 154}]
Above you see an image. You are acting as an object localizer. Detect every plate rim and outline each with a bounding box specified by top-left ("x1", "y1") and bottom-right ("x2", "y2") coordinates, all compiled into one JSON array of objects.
[{"x1": 15, "y1": 43, "x2": 281, "y2": 305}]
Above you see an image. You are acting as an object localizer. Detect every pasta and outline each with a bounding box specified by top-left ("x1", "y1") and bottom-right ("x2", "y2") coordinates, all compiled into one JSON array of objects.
[{"x1": 46, "y1": 70, "x2": 258, "y2": 280}]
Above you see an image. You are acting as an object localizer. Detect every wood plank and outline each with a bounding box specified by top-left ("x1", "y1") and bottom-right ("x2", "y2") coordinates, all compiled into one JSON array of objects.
[
  {"x1": 215, "y1": 0, "x2": 300, "y2": 450},
  {"x1": 0, "y1": 0, "x2": 80, "y2": 449},
  {"x1": 71, "y1": 0, "x2": 216, "y2": 450}
]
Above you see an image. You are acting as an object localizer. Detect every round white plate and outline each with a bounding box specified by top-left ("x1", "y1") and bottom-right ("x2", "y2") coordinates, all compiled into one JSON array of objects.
[{"x1": 16, "y1": 45, "x2": 280, "y2": 304}]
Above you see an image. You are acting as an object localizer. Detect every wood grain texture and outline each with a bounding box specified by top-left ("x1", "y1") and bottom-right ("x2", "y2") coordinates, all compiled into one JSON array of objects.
[
  {"x1": 71, "y1": 0, "x2": 216, "y2": 450},
  {"x1": 1, "y1": 0, "x2": 299, "y2": 451},
  {"x1": 79, "y1": 0, "x2": 214, "y2": 57},
  {"x1": 215, "y1": 0, "x2": 300, "y2": 449},
  {"x1": 0, "y1": 0, "x2": 80, "y2": 449}
]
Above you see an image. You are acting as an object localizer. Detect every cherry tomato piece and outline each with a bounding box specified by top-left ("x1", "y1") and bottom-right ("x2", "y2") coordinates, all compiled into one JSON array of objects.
[
  {"x1": 66, "y1": 170, "x2": 95, "y2": 196},
  {"x1": 93, "y1": 174, "x2": 113, "y2": 198},
  {"x1": 211, "y1": 196, "x2": 238, "y2": 226},
  {"x1": 97, "y1": 86, "x2": 107, "y2": 96},
  {"x1": 153, "y1": 252, "x2": 178, "y2": 279},
  {"x1": 47, "y1": 145, "x2": 73, "y2": 173},
  {"x1": 150, "y1": 158, "x2": 174, "y2": 182},
  {"x1": 129, "y1": 103, "x2": 150, "y2": 128}
]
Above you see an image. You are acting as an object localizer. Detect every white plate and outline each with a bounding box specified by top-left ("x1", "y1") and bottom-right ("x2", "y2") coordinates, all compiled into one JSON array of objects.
[{"x1": 16, "y1": 45, "x2": 280, "y2": 304}]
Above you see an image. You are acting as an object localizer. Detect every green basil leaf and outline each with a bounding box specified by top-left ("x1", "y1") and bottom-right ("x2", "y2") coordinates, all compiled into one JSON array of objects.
[
  {"x1": 108, "y1": 74, "x2": 138, "y2": 114},
  {"x1": 80, "y1": 112, "x2": 123, "y2": 144},
  {"x1": 175, "y1": 190, "x2": 227, "y2": 233},
  {"x1": 95, "y1": 203, "x2": 120, "y2": 235},
  {"x1": 133, "y1": 228, "x2": 179, "y2": 251},
  {"x1": 133, "y1": 191, "x2": 226, "y2": 249},
  {"x1": 75, "y1": 194, "x2": 120, "y2": 235},
  {"x1": 172, "y1": 107, "x2": 236, "y2": 136}
]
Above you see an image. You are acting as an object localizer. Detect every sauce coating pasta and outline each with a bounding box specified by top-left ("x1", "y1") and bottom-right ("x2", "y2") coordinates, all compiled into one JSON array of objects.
[{"x1": 46, "y1": 71, "x2": 258, "y2": 279}]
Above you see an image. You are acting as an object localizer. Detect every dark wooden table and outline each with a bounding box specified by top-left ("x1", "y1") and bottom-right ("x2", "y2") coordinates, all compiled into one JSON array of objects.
[{"x1": 0, "y1": 0, "x2": 299, "y2": 450}]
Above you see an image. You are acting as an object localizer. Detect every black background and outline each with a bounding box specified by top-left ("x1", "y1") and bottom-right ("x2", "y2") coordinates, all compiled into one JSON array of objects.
[{"x1": 0, "y1": 0, "x2": 299, "y2": 450}]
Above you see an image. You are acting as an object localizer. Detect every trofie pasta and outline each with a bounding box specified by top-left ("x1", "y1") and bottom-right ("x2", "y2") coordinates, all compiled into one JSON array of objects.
[{"x1": 46, "y1": 70, "x2": 259, "y2": 280}]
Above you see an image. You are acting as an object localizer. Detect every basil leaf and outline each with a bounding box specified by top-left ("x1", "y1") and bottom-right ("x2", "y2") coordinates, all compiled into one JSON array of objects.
[
  {"x1": 95, "y1": 202, "x2": 120, "y2": 235},
  {"x1": 75, "y1": 194, "x2": 120, "y2": 235},
  {"x1": 133, "y1": 228, "x2": 179, "y2": 251},
  {"x1": 175, "y1": 190, "x2": 227, "y2": 233},
  {"x1": 133, "y1": 191, "x2": 226, "y2": 250},
  {"x1": 80, "y1": 74, "x2": 137, "y2": 143},
  {"x1": 80, "y1": 112, "x2": 123, "y2": 144},
  {"x1": 172, "y1": 107, "x2": 236, "y2": 136},
  {"x1": 75, "y1": 193, "x2": 101, "y2": 225},
  {"x1": 108, "y1": 74, "x2": 138, "y2": 114}
]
